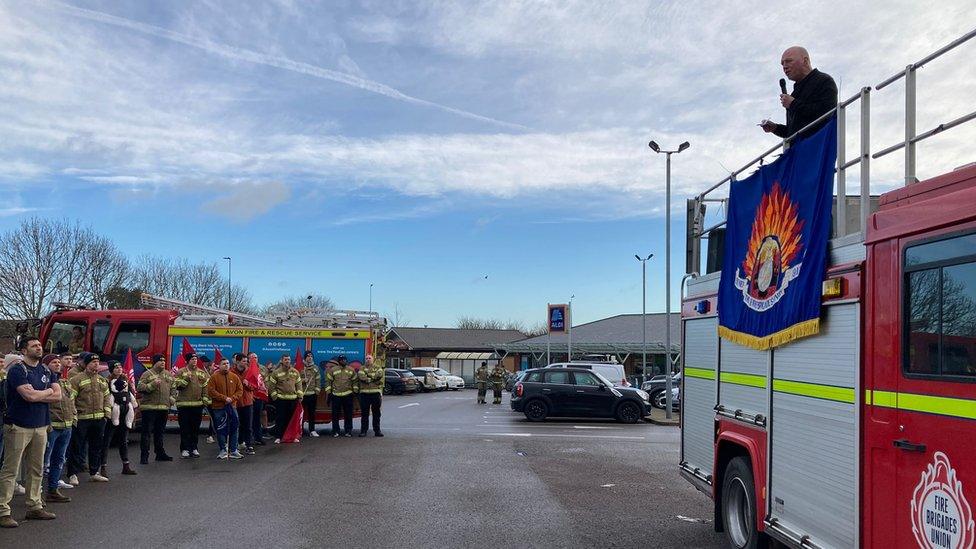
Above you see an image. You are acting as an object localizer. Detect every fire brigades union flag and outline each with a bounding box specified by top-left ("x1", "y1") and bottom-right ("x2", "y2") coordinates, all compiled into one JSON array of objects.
[{"x1": 718, "y1": 118, "x2": 837, "y2": 350}]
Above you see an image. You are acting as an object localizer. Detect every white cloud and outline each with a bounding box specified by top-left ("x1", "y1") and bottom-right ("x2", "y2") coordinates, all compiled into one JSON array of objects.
[{"x1": 200, "y1": 181, "x2": 292, "y2": 221}]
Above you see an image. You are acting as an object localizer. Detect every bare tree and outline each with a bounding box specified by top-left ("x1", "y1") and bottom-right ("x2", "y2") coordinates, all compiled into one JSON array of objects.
[
  {"x1": 131, "y1": 255, "x2": 253, "y2": 312},
  {"x1": 261, "y1": 294, "x2": 336, "y2": 317},
  {"x1": 456, "y1": 316, "x2": 530, "y2": 333},
  {"x1": 388, "y1": 303, "x2": 410, "y2": 328}
]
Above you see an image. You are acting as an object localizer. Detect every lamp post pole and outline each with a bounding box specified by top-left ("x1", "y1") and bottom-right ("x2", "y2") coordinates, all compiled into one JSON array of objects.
[
  {"x1": 369, "y1": 283, "x2": 374, "y2": 313},
  {"x1": 635, "y1": 254, "x2": 653, "y2": 385},
  {"x1": 222, "y1": 257, "x2": 232, "y2": 311},
  {"x1": 568, "y1": 294, "x2": 574, "y2": 362},
  {"x1": 649, "y1": 140, "x2": 690, "y2": 419}
]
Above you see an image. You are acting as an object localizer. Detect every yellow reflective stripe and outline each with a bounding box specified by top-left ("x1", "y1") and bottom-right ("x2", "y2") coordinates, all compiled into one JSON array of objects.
[
  {"x1": 77, "y1": 412, "x2": 105, "y2": 420},
  {"x1": 332, "y1": 391, "x2": 353, "y2": 397},
  {"x1": 684, "y1": 367, "x2": 716, "y2": 380},
  {"x1": 871, "y1": 390, "x2": 898, "y2": 408},
  {"x1": 275, "y1": 395, "x2": 299, "y2": 400},
  {"x1": 51, "y1": 421, "x2": 70, "y2": 429},
  {"x1": 79, "y1": 378, "x2": 92, "y2": 387},
  {"x1": 720, "y1": 371, "x2": 766, "y2": 389},
  {"x1": 140, "y1": 404, "x2": 169, "y2": 410},
  {"x1": 176, "y1": 400, "x2": 204, "y2": 407},
  {"x1": 772, "y1": 379, "x2": 855, "y2": 404},
  {"x1": 897, "y1": 392, "x2": 976, "y2": 420}
]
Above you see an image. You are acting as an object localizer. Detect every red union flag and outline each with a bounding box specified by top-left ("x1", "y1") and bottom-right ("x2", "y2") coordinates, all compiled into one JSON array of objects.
[
  {"x1": 122, "y1": 349, "x2": 137, "y2": 389},
  {"x1": 244, "y1": 356, "x2": 268, "y2": 402},
  {"x1": 282, "y1": 398, "x2": 304, "y2": 444},
  {"x1": 294, "y1": 348, "x2": 304, "y2": 372},
  {"x1": 172, "y1": 338, "x2": 195, "y2": 373}
]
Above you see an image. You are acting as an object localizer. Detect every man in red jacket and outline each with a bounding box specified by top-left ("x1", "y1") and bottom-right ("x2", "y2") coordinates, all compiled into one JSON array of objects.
[{"x1": 232, "y1": 353, "x2": 256, "y2": 455}]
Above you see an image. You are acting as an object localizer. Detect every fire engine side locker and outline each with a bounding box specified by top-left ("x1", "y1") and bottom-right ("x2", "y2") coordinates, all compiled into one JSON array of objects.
[
  {"x1": 681, "y1": 314, "x2": 719, "y2": 485},
  {"x1": 765, "y1": 302, "x2": 860, "y2": 548}
]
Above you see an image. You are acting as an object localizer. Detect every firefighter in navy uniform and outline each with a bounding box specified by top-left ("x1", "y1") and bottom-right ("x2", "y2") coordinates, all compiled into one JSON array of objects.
[
  {"x1": 489, "y1": 364, "x2": 506, "y2": 405},
  {"x1": 356, "y1": 355, "x2": 384, "y2": 437},
  {"x1": 326, "y1": 356, "x2": 357, "y2": 437},
  {"x1": 475, "y1": 362, "x2": 489, "y2": 404}
]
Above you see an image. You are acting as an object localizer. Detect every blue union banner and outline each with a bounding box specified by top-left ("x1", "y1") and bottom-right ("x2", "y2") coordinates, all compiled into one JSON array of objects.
[{"x1": 718, "y1": 118, "x2": 837, "y2": 350}]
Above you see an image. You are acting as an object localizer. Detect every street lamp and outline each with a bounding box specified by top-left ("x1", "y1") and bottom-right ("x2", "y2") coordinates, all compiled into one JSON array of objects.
[
  {"x1": 222, "y1": 257, "x2": 232, "y2": 311},
  {"x1": 648, "y1": 139, "x2": 690, "y2": 419},
  {"x1": 369, "y1": 283, "x2": 374, "y2": 314},
  {"x1": 568, "y1": 294, "x2": 575, "y2": 362},
  {"x1": 635, "y1": 254, "x2": 653, "y2": 385}
]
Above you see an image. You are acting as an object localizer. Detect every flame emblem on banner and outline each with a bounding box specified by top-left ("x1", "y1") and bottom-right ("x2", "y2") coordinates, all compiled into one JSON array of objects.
[{"x1": 734, "y1": 182, "x2": 805, "y2": 312}]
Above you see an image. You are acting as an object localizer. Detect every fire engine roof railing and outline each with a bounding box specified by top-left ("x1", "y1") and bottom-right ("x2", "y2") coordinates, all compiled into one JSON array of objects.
[{"x1": 688, "y1": 27, "x2": 976, "y2": 275}]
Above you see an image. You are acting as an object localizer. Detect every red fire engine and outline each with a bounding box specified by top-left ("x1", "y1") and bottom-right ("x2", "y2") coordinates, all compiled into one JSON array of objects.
[
  {"x1": 31, "y1": 293, "x2": 386, "y2": 425},
  {"x1": 680, "y1": 31, "x2": 976, "y2": 548}
]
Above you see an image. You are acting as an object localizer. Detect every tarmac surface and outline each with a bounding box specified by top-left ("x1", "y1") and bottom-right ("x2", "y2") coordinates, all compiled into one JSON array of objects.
[{"x1": 1, "y1": 390, "x2": 723, "y2": 548}]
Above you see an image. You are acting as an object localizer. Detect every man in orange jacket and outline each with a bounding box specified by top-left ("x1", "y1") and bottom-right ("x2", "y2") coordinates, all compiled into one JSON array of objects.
[
  {"x1": 206, "y1": 358, "x2": 243, "y2": 460},
  {"x1": 231, "y1": 353, "x2": 256, "y2": 455}
]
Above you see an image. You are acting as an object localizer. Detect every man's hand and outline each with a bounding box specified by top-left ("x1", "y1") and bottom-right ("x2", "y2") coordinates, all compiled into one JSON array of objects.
[
  {"x1": 780, "y1": 93, "x2": 794, "y2": 108},
  {"x1": 154, "y1": 378, "x2": 161, "y2": 386},
  {"x1": 760, "y1": 120, "x2": 777, "y2": 133},
  {"x1": 225, "y1": 397, "x2": 232, "y2": 404}
]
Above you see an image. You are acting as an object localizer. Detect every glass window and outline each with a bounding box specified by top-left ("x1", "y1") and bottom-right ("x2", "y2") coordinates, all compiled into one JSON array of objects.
[
  {"x1": 91, "y1": 321, "x2": 111, "y2": 354},
  {"x1": 904, "y1": 232, "x2": 976, "y2": 380},
  {"x1": 114, "y1": 322, "x2": 151, "y2": 356},
  {"x1": 546, "y1": 371, "x2": 572, "y2": 384},
  {"x1": 48, "y1": 321, "x2": 86, "y2": 354},
  {"x1": 525, "y1": 371, "x2": 543, "y2": 383},
  {"x1": 574, "y1": 372, "x2": 603, "y2": 386}
]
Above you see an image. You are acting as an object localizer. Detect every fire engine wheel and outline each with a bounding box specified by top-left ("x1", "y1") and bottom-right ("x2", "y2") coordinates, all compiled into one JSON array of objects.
[
  {"x1": 615, "y1": 401, "x2": 641, "y2": 424},
  {"x1": 524, "y1": 400, "x2": 549, "y2": 422},
  {"x1": 382, "y1": 385, "x2": 391, "y2": 395},
  {"x1": 721, "y1": 457, "x2": 767, "y2": 549}
]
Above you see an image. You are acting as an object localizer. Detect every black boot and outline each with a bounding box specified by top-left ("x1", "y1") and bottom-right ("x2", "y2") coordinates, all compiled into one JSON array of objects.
[
  {"x1": 374, "y1": 431, "x2": 384, "y2": 437},
  {"x1": 359, "y1": 431, "x2": 368, "y2": 437}
]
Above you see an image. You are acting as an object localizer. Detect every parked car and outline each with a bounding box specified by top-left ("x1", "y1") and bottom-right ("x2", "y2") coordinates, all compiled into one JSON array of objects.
[
  {"x1": 409, "y1": 367, "x2": 448, "y2": 392},
  {"x1": 432, "y1": 368, "x2": 465, "y2": 390},
  {"x1": 546, "y1": 362, "x2": 630, "y2": 387},
  {"x1": 384, "y1": 369, "x2": 420, "y2": 395},
  {"x1": 653, "y1": 386, "x2": 680, "y2": 411},
  {"x1": 505, "y1": 370, "x2": 527, "y2": 392},
  {"x1": 511, "y1": 367, "x2": 652, "y2": 423},
  {"x1": 641, "y1": 373, "x2": 681, "y2": 408}
]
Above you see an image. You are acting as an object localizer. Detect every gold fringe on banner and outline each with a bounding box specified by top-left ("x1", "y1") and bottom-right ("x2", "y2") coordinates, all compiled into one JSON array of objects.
[{"x1": 718, "y1": 318, "x2": 820, "y2": 351}]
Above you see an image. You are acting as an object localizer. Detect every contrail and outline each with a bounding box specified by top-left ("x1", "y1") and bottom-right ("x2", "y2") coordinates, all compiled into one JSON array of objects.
[{"x1": 46, "y1": 1, "x2": 527, "y2": 131}]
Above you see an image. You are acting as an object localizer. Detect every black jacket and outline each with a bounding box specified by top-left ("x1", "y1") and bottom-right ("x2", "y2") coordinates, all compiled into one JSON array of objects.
[{"x1": 773, "y1": 68, "x2": 838, "y2": 139}]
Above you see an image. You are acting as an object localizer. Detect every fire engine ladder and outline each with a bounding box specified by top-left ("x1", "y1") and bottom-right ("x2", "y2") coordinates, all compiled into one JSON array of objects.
[
  {"x1": 139, "y1": 292, "x2": 294, "y2": 327},
  {"x1": 273, "y1": 308, "x2": 386, "y2": 331}
]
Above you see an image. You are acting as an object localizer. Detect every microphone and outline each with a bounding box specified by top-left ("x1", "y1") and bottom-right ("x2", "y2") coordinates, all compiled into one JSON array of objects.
[{"x1": 779, "y1": 78, "x2": 787, "y2": 95}]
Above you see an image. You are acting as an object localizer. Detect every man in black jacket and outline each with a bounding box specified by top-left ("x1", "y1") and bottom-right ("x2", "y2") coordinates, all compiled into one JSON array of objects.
[{"x1": 761, "y1": 46, "x2": 837, "y2": 140}]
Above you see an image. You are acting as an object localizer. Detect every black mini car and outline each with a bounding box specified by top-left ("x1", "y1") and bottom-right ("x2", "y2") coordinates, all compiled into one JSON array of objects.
[{"x1": 510, "y1": 367, "x2": 652, "y2": 423}]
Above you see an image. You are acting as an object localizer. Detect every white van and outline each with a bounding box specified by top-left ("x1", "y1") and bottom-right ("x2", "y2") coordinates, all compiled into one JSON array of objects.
[{"x1": 545, "y1": 362, "x2": 630, "y2": 387}]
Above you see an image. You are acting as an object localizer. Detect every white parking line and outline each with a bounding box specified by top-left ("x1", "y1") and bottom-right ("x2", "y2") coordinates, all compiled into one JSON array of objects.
[
  {"x1": 483, "y1": 432, "x2": 645, "y2": 440},
  {"x1": 398, "y1": 402, "x2": 420, "y2": 409}
]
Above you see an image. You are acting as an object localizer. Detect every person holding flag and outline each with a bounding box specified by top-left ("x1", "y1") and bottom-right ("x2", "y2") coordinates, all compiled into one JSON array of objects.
[
  {"x1": 98, "y1": 360, "x2": 137, "y2": 478},
  {"x1": 173, "y1": 353, "x2": 210, "y2": 458},
  {"x1": 232, "y1": 353, "x2": 256, "y2": 455},
  {"x1": 206, "y1": 357, "x2": 243, "y2": 459},
  {"x1": 265, "y1": 354, "x2": 303, "y2": 444},
  {"x1": 246, "y1": 353, "x2": 269, "y2": 446},
  {"x1": 326, "y1": 356, "x2": 357, "y2": 438},
  {"x1": 299, "y1": 351, "x2": 321, "y2": 437},
  {"x1": 137, "y1": 355, "x2": 174, "y2": 464}
]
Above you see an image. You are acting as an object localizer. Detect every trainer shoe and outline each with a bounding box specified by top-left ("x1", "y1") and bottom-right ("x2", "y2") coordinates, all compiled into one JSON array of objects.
[
  {"x1": 181, "y1": 450, "x2": 190, "y2": 459},
  {"x1": 14, "y1": 484, "x2": 25, "y2": 495},
  {"x1": 309, "y1": 431, "x2": 319, "y2": 438},
  {"x1": 90, "y1": 474, "x2": 109, "y2": 482},
  {"x1": 244, "y1": 447, "x2": 256, "y2": 455},
  {"x1": 344, "y1": 433, "x2": 352, "y2": 438},
  {"x1": 206, "y1": 436, "x2": 215, "y2": 444},
  {"x1": 191, "y1": 450, "x2": 200, "y2": 458},
  {"x1": 58, "y1": 480, "x2": 74, "y2": 490},
  {"x1": 0, "y1": 515, "x2": 18, "y2": 528},
  {"x1": 217, "y1": 450, "x2": 228, "y2": 460},
  {"x1": 68, "y1": 475, "x2": 80, "y2": 486},
  {"x1": 25, "y1": 508, "x2": 56, "y2": 520},
  {"x1": 273, "y1": 438, "x2": 281, "y2": 444},
  {"x1": 332, "y1": 432, "x2": 340, "y2": 438},
  {"x1": 229, "y1": 451, "x2": 244, "y2": 460}
]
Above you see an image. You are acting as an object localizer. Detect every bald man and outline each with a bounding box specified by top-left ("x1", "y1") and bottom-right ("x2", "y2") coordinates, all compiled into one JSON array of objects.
[{"x1": 761, "y1": 46, "x2": 837, "y2": 140}]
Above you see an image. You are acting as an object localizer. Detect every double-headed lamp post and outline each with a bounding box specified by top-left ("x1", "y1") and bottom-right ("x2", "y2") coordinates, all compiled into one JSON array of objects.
[
  {"x1": 648, "y1": 139, "x2": 690, "y2": 419},
  {"x1": 222, "y1": 257, "x2": 232, "y2": 311},
  {"x1": 635, "y1": 253, "x2": 653, "y2": 385}
]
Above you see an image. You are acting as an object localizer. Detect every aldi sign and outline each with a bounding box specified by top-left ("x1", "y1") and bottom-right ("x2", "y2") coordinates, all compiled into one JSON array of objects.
[{"x1": 548, "y1": 304, "x2": 568, "y2": 333}]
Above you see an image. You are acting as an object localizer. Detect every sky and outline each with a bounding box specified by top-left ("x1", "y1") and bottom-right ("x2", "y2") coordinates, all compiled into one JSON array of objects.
[{"x1": 0, "y1": 1, "x2": 973, "y2": 327}]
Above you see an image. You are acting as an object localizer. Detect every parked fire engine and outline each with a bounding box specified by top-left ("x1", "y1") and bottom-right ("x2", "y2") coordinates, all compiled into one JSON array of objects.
[
  {"x1": 33, "y1": 293, "x2": 387, "y2": 424},
  {"x1": 679, "y1": 31, "x2": 976, "y2": 548}
]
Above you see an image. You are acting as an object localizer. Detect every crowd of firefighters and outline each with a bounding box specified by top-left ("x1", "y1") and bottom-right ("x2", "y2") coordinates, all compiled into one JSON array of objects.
[{"x1": 0, "y1": 337, "x2": 386, "y2": 527}]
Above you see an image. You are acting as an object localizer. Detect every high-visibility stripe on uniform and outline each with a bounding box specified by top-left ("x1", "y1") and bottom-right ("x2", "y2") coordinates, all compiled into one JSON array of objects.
[
  {"x1": 140, "y1": 404, "x2": 170, "y2": 410},
  {"x1": 720, "y1": 371, "x2": 766, "y2": 388},
  {"x1": 331, "y1": 390, "x2": 353, "y2": 397},
  {"x1": 359, "y1": 388, "x2": 382, "y2": 394},
  {"x1": 274, "y1": 394, "x2": 300, "y2": 400},
  {"x1": 772, "y1": 379, "x2": 855, "y2": 404},
  {"x1": 684, "y1": 367, "x2": 716, "y2": 380},
  {"x1": 77, "y1": 412, "x2": 105, "y2": 420},
  {"x1": 176, "y1": 400, "x2": 204, "y2": 407},
  {"x1": 866, "y1": 389, "x2": 976, "y2": 421},
  {"x1": 51, "y1": 421, "x2": 72, "y2": 429}
]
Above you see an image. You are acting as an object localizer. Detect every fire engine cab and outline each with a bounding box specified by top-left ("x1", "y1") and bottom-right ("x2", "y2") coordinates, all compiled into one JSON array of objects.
[{"x1": 680, "y1": 31, "x2": 976, "y2": 548}]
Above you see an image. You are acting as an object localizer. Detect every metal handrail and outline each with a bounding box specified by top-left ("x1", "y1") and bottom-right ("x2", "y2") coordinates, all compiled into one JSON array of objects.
[{"x1": 686, "y1": 29, "x2": 975, "y2": 274}]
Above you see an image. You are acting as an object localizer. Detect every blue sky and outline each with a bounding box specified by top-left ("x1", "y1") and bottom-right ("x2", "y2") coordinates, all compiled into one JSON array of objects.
[{"x1": 0, "y1": 1, "x2": 973, "y2": 327}]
